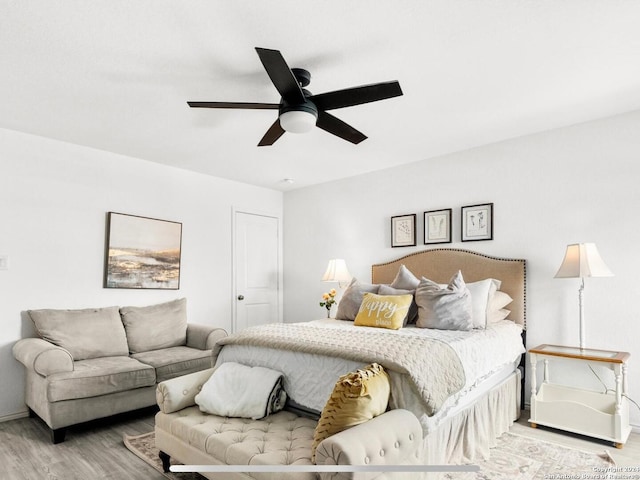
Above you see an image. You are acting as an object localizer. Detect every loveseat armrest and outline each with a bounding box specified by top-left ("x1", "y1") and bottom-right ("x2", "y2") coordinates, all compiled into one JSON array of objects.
[
  {"x1": 156, "y1": 367, "x2": 215, "y2": 414},
  {"x1": 13, "y1": 338, "x2": 74, "y2": 377},
  {"x1": 186, "y1": 323, "x2": 228, "y2": 351},
  {"x1": 315, "y1": 409, "x2": 423, "y2": 480}
]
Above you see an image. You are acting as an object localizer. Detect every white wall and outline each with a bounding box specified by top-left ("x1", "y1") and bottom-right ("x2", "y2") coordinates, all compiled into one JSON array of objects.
[
  {"x1": 0, "y1": 128, "x2": 282, "y2": 419},
  {"x1": 283, "y1": 110, "x2": 640, "y2": 427}
]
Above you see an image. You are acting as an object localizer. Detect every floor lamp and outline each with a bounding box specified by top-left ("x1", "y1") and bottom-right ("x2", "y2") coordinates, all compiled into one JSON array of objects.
[{"x1": 554, "y1": 243, "x2": 613, "y2": 349}]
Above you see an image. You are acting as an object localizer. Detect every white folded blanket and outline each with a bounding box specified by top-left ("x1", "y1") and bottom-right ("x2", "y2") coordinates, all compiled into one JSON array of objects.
[{"x1": 195, "y1": 362, "x2": 287, "y2": 420}]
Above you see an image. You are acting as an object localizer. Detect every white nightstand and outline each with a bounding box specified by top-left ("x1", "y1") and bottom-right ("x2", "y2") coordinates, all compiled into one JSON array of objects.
[{"x1": 528, "y1": 344, "x2": 631, "y2": 448}]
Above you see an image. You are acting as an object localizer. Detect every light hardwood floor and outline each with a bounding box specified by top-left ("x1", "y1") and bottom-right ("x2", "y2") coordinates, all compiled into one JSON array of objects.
[
  {"x1": 0, "y1": 408, "x2": 638, "y2": 479},
  {"x1": 0, "y1": 407, "x2": 167, "y2": 480}
]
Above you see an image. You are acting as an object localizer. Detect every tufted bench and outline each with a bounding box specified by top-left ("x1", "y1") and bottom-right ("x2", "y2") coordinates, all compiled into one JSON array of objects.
[{"x1": 155, "y1": 368, "x2": 424, "y2": 480}]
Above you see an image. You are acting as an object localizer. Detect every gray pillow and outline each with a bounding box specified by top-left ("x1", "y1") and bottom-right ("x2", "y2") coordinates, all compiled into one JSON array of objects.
[
  {"x1": 120, "y1": 298, "x2": 188, "y2": 353},
  {"x1": 415, "y1": 271, "x2": 473, "y2": 330},
  {"x1": 378, "y1": 285, "x2": 418, "y2": 326},
  {"x1": 335, "y1": 278, "x2": 380, "y2": 321},
  {"x1": 29, "y1": 306, "x2": 129, "y2": 361},
  {"x1": 390, "y1": 265, "x2": 420, "y2": 290}
]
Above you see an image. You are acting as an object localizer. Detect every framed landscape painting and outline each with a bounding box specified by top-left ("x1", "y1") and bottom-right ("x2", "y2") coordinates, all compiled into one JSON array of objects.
[{"x1": 104, "y1": 212, "x2": 182, "y2": 289}]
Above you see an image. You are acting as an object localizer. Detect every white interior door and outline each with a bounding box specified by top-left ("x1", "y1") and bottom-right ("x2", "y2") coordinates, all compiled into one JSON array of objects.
[{"x1": 234, "y1": 211, "x2": 281, "y2": 332}]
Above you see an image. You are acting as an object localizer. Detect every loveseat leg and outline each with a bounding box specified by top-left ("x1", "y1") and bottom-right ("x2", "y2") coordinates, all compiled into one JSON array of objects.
[
  {"x1": 159, "y1": 451, "x2": 171, "y2": 473},
  {"x1": 51, "y1": 428, "x2": 66, "y2": 444}
]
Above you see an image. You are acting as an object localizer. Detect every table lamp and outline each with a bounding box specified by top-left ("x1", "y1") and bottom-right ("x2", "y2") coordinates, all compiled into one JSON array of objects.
[{"x1": 321, "y1": 259, "x2": 352, "y2": 288}]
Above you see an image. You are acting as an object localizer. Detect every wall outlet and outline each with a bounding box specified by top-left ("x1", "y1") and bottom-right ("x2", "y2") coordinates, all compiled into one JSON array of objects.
[{"x1": 0, "y1": 255, "x2": 9, "y2": 270}]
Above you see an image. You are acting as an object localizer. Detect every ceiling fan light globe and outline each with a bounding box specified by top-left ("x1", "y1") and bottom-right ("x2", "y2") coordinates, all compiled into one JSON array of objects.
[{"x1": 280, "y1": 110, "x2": 317, "y2": 133}]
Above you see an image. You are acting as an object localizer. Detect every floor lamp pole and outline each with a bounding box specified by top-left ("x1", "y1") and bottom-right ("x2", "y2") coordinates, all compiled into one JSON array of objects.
[{"x1": 578, "y1": 277, "x2": 585, "y2": 350}]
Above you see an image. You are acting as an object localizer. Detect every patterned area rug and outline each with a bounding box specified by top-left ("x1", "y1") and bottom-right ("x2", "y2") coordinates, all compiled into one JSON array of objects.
[
  {"x1": 123, "y1": 432, "x2": 201, "y2": 479},
  {"x1": 445, "y1": 432, "x2": 615, "y2": 480},
  {"x1": 124, "y1": 430, "x2": 615, "y2": 480}
]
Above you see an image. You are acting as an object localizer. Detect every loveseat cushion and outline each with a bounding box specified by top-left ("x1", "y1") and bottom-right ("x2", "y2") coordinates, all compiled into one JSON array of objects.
[
  {"x1": 132, "y1": 346, "x2": 212, "y2": 382},
  {"x1": 29, "y1": 307, "x2": 129, "y2": 361},
  {"x1": 46, "y1": 356, "x2": 156, "y2": 402},
  {"x1": 156, "y1": 407, "x2": 316, "y2": 472},
  {"x1": 120, "y1": 298, "x2": 187, "y2": 354}
]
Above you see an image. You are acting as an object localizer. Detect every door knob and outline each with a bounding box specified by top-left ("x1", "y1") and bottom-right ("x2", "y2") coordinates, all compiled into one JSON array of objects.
[{"x1": 237, "y1": 295, "x2": 245, "y2": 301}]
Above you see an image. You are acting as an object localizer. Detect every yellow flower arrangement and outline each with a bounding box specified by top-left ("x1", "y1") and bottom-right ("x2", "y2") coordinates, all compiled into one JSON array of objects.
[{"x1": 319, "y1": 288, "x2": 337, "y2": 317}]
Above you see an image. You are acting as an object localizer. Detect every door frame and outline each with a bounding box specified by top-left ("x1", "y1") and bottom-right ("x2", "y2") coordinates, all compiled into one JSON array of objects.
[{"x1": 231, "y1": 206, "x2": 283, "y2": 333}]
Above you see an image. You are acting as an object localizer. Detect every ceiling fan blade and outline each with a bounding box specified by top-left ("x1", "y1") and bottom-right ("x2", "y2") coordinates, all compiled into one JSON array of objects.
[
  {"x1": 255, "y1": 48, "x2": 306, "y2": 105},
  {"x1": 258, "y1": 119, "x2": 286, "y2": 146},
  {"x1": 316, "y1": 111, "x2": 367, "y2": 145},
  {"x1": 310, "y1": 81, "x2": 403, "y2": 111},
  {"x1": 187, "y1": 101, "x2": 279, "y2": 110}
]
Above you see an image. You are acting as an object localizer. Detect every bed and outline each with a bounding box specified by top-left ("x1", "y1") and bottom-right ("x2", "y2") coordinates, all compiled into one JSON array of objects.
[{"x1": 214, "y1": 248, "x2": 526, "y2": 465}]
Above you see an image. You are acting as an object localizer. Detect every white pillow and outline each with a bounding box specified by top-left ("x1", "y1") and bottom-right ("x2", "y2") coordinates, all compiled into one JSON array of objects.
[
  {"x1": 415, "y1": 271, "x2": 473, "y2": 330},
  {"x1": 466, "y1": 279, "x2": 500, "y2": 329},
  {"x1": 488, "y1": 291, "x2": 513, "y2": 312},
  {"x1": 489, "y1": 308, "x2": 511, "y2": 324}
]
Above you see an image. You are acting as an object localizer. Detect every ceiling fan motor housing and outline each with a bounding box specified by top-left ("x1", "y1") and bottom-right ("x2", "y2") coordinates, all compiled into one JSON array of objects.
[
  {"x1": 279, "y1": 90, "x2": 318, "y2": 133},
  {"x1": 279, "y1": 95, "x2": 318, "y2": 117},
  {"x1": 291, "y1": 68, "x2": 311, "y2": 88}
]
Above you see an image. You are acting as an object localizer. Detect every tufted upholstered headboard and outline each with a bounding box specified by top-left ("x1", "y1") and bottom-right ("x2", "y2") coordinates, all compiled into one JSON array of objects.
[{"x1": 371, "y1": 248, "x2": 527, "y2": 328}]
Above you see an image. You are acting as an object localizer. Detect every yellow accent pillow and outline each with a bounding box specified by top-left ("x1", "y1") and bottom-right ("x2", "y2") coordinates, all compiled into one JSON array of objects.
[
  {"x1": 353, "y1": 293, "x2": 413, "y2": 330},
  {"x1": 311, "y1": 363, "x2": 390, "y2": 463}
]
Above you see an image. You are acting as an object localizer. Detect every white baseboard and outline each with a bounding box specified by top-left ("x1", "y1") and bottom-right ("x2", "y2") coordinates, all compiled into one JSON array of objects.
[{"x1": 0, "y1": 410, "x2": 29, "y2": 423}]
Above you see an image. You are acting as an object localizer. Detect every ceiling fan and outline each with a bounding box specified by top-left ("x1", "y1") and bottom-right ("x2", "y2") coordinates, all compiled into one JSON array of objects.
[{"x1": 188, "y1": 47, "x2": 403, "y2": 146}]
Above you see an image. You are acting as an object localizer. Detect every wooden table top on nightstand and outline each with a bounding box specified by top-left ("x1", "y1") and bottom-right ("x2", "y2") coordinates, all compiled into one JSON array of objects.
[{"x1": 529, "y1": 344, "x2": 630, "y2": 364}]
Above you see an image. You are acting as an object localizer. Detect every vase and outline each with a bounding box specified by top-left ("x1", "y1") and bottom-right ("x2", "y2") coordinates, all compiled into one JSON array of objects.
[{"x1": 326, "y1": 307, "x2": 331, "y2": 318}]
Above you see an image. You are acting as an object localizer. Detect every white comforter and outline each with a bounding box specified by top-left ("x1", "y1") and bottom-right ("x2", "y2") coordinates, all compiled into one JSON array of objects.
[{"x1": 215, "y1": 319, "x2": 524, "y2": 429}]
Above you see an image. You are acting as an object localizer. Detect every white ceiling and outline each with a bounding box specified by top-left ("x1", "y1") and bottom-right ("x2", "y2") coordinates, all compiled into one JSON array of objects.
[{"x1": 3, "y1": 1, "x2": 640, "y2": 191}]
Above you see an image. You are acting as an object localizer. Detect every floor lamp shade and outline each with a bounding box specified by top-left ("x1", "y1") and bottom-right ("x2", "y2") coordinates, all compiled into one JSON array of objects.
[
  {"x1": 554, "y1": 243, "x2": 613, "y2": 349},
  {"x1": 554, "y1": 243, "x2": 614, "y2": 279}
]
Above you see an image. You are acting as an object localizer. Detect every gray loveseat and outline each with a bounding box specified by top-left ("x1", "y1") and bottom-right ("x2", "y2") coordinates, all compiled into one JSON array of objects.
[{"x1": 12, "y1": 298, "x2": 226, "y2": 443}]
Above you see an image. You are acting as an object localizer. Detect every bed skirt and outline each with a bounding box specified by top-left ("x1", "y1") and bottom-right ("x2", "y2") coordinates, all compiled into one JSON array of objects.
[{"x1": 423, "y1": 369, "x2": 521, "y2": 465}]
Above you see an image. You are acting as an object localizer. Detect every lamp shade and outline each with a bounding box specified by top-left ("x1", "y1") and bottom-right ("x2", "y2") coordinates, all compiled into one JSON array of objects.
[
  {"x1": 322, "y1": 259, "x2": 351, "y2": 284},
  {"x1": 280, "y1": 110, "x2": 317, "y2": 133},
  {"x1": 554, "y1": 243, "x2": 614, "y2": 279}
]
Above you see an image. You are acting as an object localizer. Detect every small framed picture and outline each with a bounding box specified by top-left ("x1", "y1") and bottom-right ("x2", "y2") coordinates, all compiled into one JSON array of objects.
[
  {"x1": 424, "y1": 209, "x2": 452, "y2": 244},
  {"x1": 461, "y1": 203, "x2": 493, "y2": 242},
  {"x1": 391, "y1": 214, "x2": 416, "y2": 247}
]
